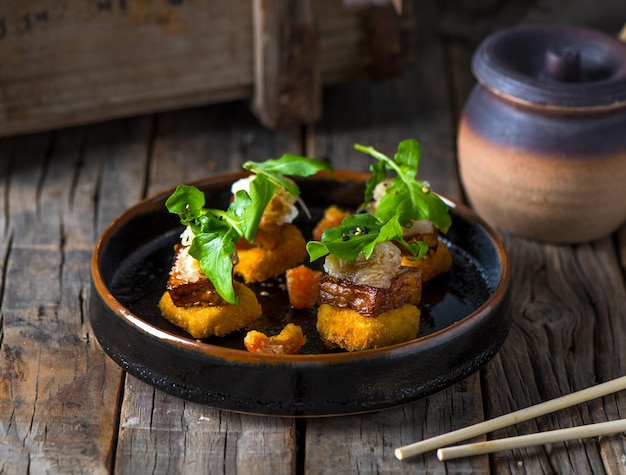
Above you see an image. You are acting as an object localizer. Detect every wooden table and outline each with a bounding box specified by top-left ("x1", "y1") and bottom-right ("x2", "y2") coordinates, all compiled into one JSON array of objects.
[{"x1": 2, "y1": 2, "x2": 626, "y2": 473}]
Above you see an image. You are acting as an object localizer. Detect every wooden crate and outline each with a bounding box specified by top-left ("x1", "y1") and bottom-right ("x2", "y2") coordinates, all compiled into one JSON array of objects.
[{"x1": 0, "y1": 0, "x2": 415, "y2": 137}]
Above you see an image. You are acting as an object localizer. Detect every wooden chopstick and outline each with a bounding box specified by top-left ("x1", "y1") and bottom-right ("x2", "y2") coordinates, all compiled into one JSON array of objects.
[
  {"x1": 437, "y1": 419, "x2": 626, "y2": 461},
  {"x1": 394, "y1": 375, "x2": 626, "y2": 460}
]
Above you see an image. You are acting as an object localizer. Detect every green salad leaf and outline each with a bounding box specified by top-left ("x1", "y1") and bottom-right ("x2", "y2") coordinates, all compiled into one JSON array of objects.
[
  {"x1": 189, "y1": 227, "x2": 239, "y2": 304},
  {"x1": 243, "y1": 154, "x2": 332, "y2": 197},
  {"x1": 166, "y1": 185, "x2": 251, "y2": 304},
  {"x1": 357, "y1": 139, "x2": 451, "y2": 233},
  {"x1": 166, "y1": 155, "x2": 332, "y2": 304},
  {"x1": 306, "y1": 213, "x2": 428, "y2": 262},
  {"x1": 241, "y1": 176, "x2": 276, "y2": 242},
  {"x1": 306, "y1": 139, "x2": 448, "y2": 264},
  {"x1": 164, "y1": 184, "x2": 207, "y2": 225}
]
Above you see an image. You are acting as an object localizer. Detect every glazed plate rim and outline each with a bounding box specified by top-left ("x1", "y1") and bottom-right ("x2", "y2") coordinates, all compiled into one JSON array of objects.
[{"x1": 90, "y1": 171, "x2": 511, "y2": 414}]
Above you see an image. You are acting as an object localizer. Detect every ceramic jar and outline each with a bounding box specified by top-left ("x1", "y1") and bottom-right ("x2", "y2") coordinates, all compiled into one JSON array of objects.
[{"x1": 458, "y1": 24, "x2": 626, "y2": 243}]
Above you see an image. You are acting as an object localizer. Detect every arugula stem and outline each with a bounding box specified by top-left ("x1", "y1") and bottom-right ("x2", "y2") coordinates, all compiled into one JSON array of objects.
[
  {"x1": 208, "y1": 209, "x2": 245, "y2": 238},
  {"x1": 354, "y1": 144, "x2": 404, "y2": 178}
]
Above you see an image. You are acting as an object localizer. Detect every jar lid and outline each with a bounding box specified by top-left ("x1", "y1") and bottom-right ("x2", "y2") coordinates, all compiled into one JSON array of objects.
[{"x1": 472, "y1": 24, "x2": 626, "y2": 108}]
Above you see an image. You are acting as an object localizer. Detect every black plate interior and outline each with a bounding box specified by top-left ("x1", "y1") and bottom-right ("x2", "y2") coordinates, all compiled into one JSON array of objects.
[{"x1": 106, "y1": 179, "x2": 494, "y2": 354}]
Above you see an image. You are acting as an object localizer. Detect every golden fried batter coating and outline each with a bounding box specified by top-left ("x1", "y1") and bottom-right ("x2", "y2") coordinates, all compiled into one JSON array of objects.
[
  {"x1": 235, "y1": 224, "x2": 307, "y2": 283},
  {"x1": 316, "y1": 303, "x2": 420, "y2": 352},
  {"x1": 158, "y1": 282, "x2": 262, "y2": 339},
  {"x1": 401, "y1": 241, "x2": 453, "y2": 282},
  {"x1": 244, "y1": 323, "x2": 306, "y2": 355}
]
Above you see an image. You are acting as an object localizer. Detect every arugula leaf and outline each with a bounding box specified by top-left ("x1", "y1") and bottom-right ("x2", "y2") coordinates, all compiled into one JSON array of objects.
[
  {"x1": 306, "y1": 139, "x2": 448, "y2": 264},
  {"x1": 306, "y1": 213, "x2": 427, "y2": 262},
  {"x1": 356, "y1": 139, "x2": 451, "y2": 233},
  {"x1": 166, "y1": 154, "x2": 333, "y2": 304},
  {"x1": 189, "y1": 228, "x2": 239, "y2": 305},
  {"x1": 396, "y1": 138, "x2": 421, "y2": 172},
  {"x1": 166, "y1": 186, "x2": 249, "y2": 305},
  {"x1": 363, "y1": 160, "x2": 386, "y2": 204},
  {"x1": 241, "y1": 178, "x2": 276, "y2": 242},
  {"x1": 243, "y1": 154, "x2": 332, "y2": 196},
  {"x1": 308, "y1": 214, "x2": 381, "y2": 261},
  {"x1": 165, "y1": 185, "x2": 207, "y2": 225},
  {"x1": 378, "y1": 216, "x2": 429, "y2": 259}
]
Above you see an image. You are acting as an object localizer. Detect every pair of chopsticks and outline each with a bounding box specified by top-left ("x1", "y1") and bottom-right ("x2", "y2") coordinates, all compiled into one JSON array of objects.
[{"x1": 395, "y1": 375, "x2": 626, "y2": 461}]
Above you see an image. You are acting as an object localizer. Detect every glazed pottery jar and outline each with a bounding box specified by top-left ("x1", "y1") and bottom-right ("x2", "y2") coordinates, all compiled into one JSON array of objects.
[{"x1": 458, "y1": 24, "x2": 626, "y2": 242}]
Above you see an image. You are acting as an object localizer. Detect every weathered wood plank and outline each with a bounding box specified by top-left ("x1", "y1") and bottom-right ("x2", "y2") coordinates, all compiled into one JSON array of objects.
[
  {"x1": 0, "y1": 0, "x2": 414, "y2": 138},
  {"x1": 147, "y1": 102, "x2": 302, "y2": 192},
  {"x1": 85, "y1": 118, "x2": 155, "y2": 233},
  {"x1": 617, "y1": 225, "x2": 626, "y2": 275},
  {"x1": 0, "y1": 117, "x2": 152, "y2": 473},
  {"x1": 308, "y1": 3, "x2": 459, "y2": 199},
  {"x1": 305, "y1": 378, "x2": 488, "y2": 475},
  {"x1": 113, "y1": 100, "x2": 302, "y2": 475},
  {"x1": 252, "y1": 0, "x2": 322, "y2": 127},
  {"x1": 482, "y1": 235, "x2": 626, "y2": 474},
  {"x1": 0, "y1": 0, "x2": 252, "y2": 138},
  {"x1": 115, "y1": 377, "x2": 296, "y2": 474}
]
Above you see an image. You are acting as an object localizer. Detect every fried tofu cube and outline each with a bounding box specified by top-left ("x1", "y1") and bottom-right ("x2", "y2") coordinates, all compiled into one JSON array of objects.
[
  {"x1": 235, "y1": 224, "x2": 307, "y2": 283},
  {"x1": 316, "y1": 303, "x2": 421, "y2": 351},
  {"x1": 158, "y1": 282, "x2": 262, "y2": 339},
  {"x1": 401, "y1": 241, "x2": 453, "y2": 282}
]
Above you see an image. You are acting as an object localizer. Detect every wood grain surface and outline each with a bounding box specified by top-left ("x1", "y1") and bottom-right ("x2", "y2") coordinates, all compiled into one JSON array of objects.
[
  {"x1": 1, "y1": 1, "x2": 626, "y2": 474},
  {"x1": 0, "y1": 0, "x2": 413, "y2": 138}
]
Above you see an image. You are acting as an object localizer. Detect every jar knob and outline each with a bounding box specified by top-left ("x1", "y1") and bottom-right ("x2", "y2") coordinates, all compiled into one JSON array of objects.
[
  {"x1": 471, "y1": 24, "x2": 626, "y2": 107},
  {"x1": 543, "y1": 47, "x2": 581, "y2": 82}
]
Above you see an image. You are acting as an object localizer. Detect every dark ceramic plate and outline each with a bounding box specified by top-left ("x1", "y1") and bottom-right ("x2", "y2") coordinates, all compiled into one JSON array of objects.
[{"x1": 90, "y1": 171, "x2": 511, "y2": 416}]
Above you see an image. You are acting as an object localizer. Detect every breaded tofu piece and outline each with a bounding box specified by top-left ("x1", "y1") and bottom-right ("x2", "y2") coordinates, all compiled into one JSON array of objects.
[
  {"x1": 235, "y1": 223, "x2": 307, "y2": 283},
  {"x1": 401, "y1": 241, "x2": 453, "y2": 282},
  {"x1": 158, "y1": 282, "x2": 262, "y2": 339},
  {"x1": 316, "y1": 303, "x2": 421, "y2": 351}
]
